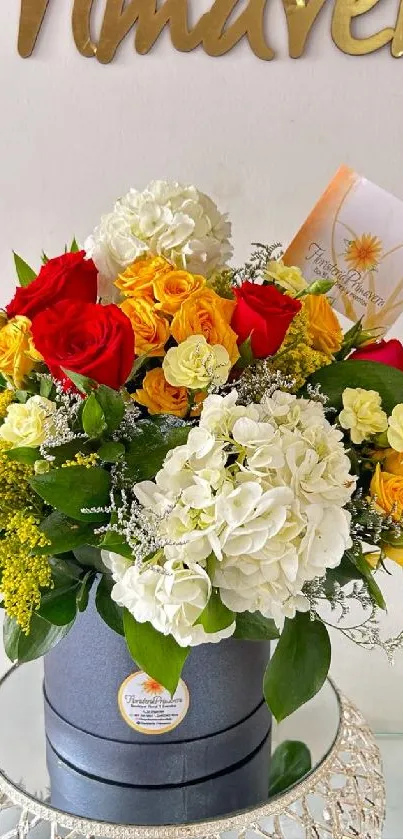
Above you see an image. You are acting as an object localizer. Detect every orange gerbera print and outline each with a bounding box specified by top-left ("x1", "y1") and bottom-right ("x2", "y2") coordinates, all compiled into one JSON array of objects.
[
  {"x1": 345, "y1": 234, "x2": 382, "y2": 272},
  {"x1": 142, "y1": 678, "x2": 164, "y2": 695}
]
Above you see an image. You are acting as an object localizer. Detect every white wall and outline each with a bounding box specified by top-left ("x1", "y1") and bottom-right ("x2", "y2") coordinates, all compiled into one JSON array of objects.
[{"x1": 1, "y1": 0, "x2": 403, "y2": 731}]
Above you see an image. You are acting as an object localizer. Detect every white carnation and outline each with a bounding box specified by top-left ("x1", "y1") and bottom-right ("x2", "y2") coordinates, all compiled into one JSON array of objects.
[
  {"x1": 108, "y1": 558, "x2": 236, "y2": 647},
  {"x1": 85, "y1": 181, "x2": 232, "y2": 301}
]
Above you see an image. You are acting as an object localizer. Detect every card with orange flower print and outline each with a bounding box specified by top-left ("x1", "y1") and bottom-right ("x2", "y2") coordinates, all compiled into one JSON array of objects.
[{"x1": 284, "y1": 165, "x2": 403, "y2": 330}]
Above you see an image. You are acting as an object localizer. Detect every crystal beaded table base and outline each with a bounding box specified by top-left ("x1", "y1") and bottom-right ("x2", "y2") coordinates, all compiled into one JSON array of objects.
[{"x1": 0, "y1": 690, "x2": 385, "y2": 839}]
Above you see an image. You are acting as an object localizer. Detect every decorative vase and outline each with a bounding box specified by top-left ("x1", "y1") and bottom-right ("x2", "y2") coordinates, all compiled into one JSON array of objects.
[{"x1": 43, "y1": 592, "x2": 271, "y2": 825}]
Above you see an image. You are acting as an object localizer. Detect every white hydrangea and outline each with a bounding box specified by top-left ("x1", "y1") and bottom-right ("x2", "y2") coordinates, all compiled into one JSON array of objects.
[
  {"x1": 109, "y1": 390, "x2": 355, "y2": 639},
  {"x1": 85, "y1": 181, "x2": 232, "y2": 300},
  {"x1": 102, "y1": 552, "x2": 236, "y2": 647}
]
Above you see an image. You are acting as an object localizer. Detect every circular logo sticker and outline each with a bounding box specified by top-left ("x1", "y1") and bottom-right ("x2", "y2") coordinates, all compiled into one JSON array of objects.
[{"x1": 118, "y1": 671, "x2": 190, "y2": 735}]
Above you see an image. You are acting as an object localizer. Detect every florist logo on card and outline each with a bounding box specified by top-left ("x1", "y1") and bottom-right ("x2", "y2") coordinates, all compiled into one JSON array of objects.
[
  {"x1": 306, "y1": 241, "x2": 386, "y2": 311},
  {"x1": 17, "y1": 0, "x2": 403, "y2": 64}
]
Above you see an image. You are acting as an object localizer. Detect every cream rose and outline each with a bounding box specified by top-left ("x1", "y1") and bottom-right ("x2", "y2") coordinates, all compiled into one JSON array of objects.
[
  {"x1": 387, "y1": 404, "x2": 403, "y2": 452},
  {"x1": 163, "y1": 335, "x2": 231, "y2": 390},
  {"x1": 0, "y1": 395, "x2": 56, "y2": 448},
  {"x1": 339, "y1": 387, "x2": 388, "y2": 445},
  {"x1": 265, "y1": 259, "x2": 307, "y2": 295}
]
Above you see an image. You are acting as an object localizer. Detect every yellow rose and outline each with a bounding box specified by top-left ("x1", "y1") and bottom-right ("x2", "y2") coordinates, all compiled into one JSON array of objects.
[
  {"x1": 135, "y1": 368, "x2": 189, "y2": 418},
  {"x1": 265, "y1": 260, "x2": 307, "y2": 295},
  {"x1": 0, "y1": 316, "x2": 41, "y2": 388},
  {"x1": 370, "y1": 463, "x2": 403, "y2": 521},
  {"x1": 387, "y1": 404, "x2": 403, "y2": 452},
  {"x1": 339, "y1": 388, "x2": 388, "y2": 445},
  {"x1": 115, "y1": 256, "x2": 171, "y2": 300},
  {"x1": 0, "y1": 395, "x2": 56, "y2": 448},
  {"x1": 163, "y1": 335, "x2": 231, "y2": 390},
  {"x1": 171, "y1": 288, "x2": 239, "y2": 365},
  {"x1": 153, "y1": 270, "x2": 206, "y2": 315},
  {"x1": 120, "y1": 297, "x2": 170, "y2": 357},
  {"x1": 304, "y1": 294, "x2": 343, "y2": 355}
]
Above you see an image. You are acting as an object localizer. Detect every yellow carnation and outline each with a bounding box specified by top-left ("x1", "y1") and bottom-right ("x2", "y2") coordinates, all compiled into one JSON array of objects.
[
  {"x1": 0, "y1": 316, "x2": 41, "y2": 388},
  {"x1": 339, "y1": 388, "x2": 388, "y2": 445},
  {"x1": 163, "y1": 335, "x2": 231, "y2": 390},
  {"x1": 387, "y1": 404, "x2": 403, "y2": 452},
  {"x1": 0, "y1": 395, "x2": 56, "y2": 448},
  {"x1": 115, "y1": 256, "x2": 171, "y2": 300},
  {"x1": 265, "y1": 260, "x2": 307, "y2": 295},
  {"x1": 120, "y1": 297, "x2": 170, "y2": 357},
  {"x1": 135, "y1": 368, "x2": 190, "y2": 418},
  {"x1": 154, "y1": 270, "x2": 206, "y2": 315},
  {"x1": 171, "y1": 288, "x2": 239, "y2": 365},
  {"x1": 304, "y1": 294, "x2": 343, "y2": 355}
]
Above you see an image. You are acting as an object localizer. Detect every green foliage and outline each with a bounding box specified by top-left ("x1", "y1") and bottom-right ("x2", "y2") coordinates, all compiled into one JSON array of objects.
[
  {"x1": 98, "y1": 441, "x2": 125, "y2": 463},
  {"x1": 96, "y1": 576, "x2": 124, "y2": 636},
  {"x1": 73, "y1": 546, "x2": 108, "y2": 573},
  {"x1": 3, "y1": 612, "x2": 73, "y2": 663},
  {"x1": 196, "y1": 590, "x2": 234, "y2": 633},
  {"x1": 70, "y1": 238, "x2": 80, "y2": 253},
  {"x1": 82, "y1": 393, "x2": 107, "y2": 438},
  {"x1": 124, "y1": 609, "x2": 189, "y2": 695},
  {"x1": 13, "y1": 252, "x2": 36, "y2": 287},
  {"x1": 30, "y1": 466, "x2": 110, "y2": 522},
  {"x1": 61, "y1": 369, "x2": 96, "y2": 394},
  {"x1": 269, "y1": 740, "x2": 312, "y2": 797},
  {"x1": 6, "y1": 447, "x2": 40, "y2": 466},
  {"x1": 125, "y1": 417, "x2": 191, "y2": 482},
  {"x1": 308, "y1": 360, "x2": 403, "y2": 415},
  {"x1": 264, "y1": 612, "x2": 331, "y2": 722},
  {"x1": 38, "y1": 581, "x2": 80, "y2": 625},
  {"x1": 237, "y1": 336, "x2": 255, "y2": 369},
  {"x1": 38, "y1": 511, "x2": 97, "y2": 555},
  {"x1": 234, "y1": 611, "x2": 279, "y2": 641},
  {"x1": 95, "y1": 386, "x2": 125, "y2": 433},
  {"x1": 98, "y1": 529, "x2": 133, "y2": 559}
]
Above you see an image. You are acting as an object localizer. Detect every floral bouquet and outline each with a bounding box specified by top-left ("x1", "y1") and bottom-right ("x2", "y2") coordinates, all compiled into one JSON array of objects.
[{"x1": 1, "y1": 180, "x2": 402, "y2": 723}]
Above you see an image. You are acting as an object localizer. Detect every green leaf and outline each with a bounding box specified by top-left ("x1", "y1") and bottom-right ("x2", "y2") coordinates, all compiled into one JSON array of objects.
[
  {"x1": 70, "y1": 237, "x2": 80, "y2": 253},
  {"x1": 38, "y1": 583, "x2": 79, "y2": 625},
  {"x1": 43, "y1": 438, "x2": 93, "y2": 467},
  {"x1": 82, "y1": 393, "x2": 107, "y2": 438},
  {"x1": 0, "y1": 373, "x2": 8, "y2": 392},
  {"x1": 3, "y1": 614, "x2": 21, "y2": 661},
  {"x1": 196, "y1": 590, "x2": 235, "y2": 633},
  {"x1": 125, "y1": 417, "x2": 191, "y2": 482},
  {"x1": 127, "y1": 354, "x2": 150, "y2": 381},
  {"x1": 123, "y1": 609, "x2": 190, "y2": 695},
  {"x1": 39, "y1": 375, "x2": 54, "y2": 398},
  {"x1": 61, "y1": 368, "x2": 97, "y2": 394},
  {"x1": 353, "y1": 552, "x2": 386, "y2": 610},
  {"x1": 3, "y1": 612, "x2": 74, "y2": 663},
  {"x1": 13, "y1": 252, "x2": 36, "y2": 287},
  {"x1": 264, "y1": 613, "x2": 331, "y2": 722},
  {"x1": 98, "y1": 441, "x2": 125, "y2": 463},
  {"x1": 38, "y1": 511, "x2": 97, "y2": 555},
  {"x1": 269, "y1": 741, "x2": 312, "y2": 797},
  {"x1": 6, "y1": 447, "x2": 40, "y2": 465},
  {"x1": 98, "y1": 530, "x2": 133, "y2": 559},
  {"x1": 30, "y1": 466, "x2": 110, "y2": 522},
  {"x1": 73, "y1": 546, "x2": 108, "y2": 573},
  {"x1": 41, "y1": 251, "x2": 49, "y2": 265},
  {"x1": 234, "y1": 612, "x2": 280, "y2": 641},
  {"x1": 96, "y1": 576, "x2": 124, "y2": 636},
  {"x1": 95, "y1": 386, "x2": 125, "y2": 433},
  {"x1": 237, "y1": 336, "x2": 255, "y2": 369},
  {"x1": 49, "y1": 554, "x2": 83, "y2": 582},
  {"x1": 308, "y1": 360, "x2": 403, "y2": 415},
  {"x1": 76, "y1": 571, "x2": 95, "y2": 612}
]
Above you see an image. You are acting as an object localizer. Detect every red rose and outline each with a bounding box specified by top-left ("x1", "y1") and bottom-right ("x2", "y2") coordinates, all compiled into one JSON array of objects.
[
  {"x1": 349, "y1": 339, "x2": 403, "y2": 371},
  {"x1": 31, "y1": 300, "x2": 135, "y2": 390},
  {"x1": 231, "y1": 281, "x2": 301, "y2": 358},
  {"x1": 6, "y1": 251, "x2": 97, "y2": 321}
]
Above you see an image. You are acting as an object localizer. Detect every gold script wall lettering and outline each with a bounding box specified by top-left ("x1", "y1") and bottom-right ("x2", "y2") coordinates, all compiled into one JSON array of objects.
[{"x1": 17, "y1": 0, "x2": 403, "y2": 62}]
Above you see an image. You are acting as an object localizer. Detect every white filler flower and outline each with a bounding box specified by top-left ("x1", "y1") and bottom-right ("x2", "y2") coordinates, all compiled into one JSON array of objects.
[{"x1": 85, "y1": 181, "x2": 232, "y2": 300}]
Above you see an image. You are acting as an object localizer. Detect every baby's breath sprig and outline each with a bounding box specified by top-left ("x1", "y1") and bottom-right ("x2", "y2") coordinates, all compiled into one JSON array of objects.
[
  {"x1": 231, "y1": 242, "x2": 283, "y2": 286},
  {"x1": 235, "y1": 361, "x2": 295, "y2": 405}
]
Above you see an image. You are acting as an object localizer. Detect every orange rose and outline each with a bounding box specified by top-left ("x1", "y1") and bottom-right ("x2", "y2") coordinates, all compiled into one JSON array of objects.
[
  {"x1": 120, "y1": 298, "x2": 170, "y2": 357},
  {"x1": 154, "y1": 270, "x2": 205, "y2": 315},
  {"x1": 171, "y1": 288, "x2": 239, "y2": 365},
  {"x1": 304, "y1": 295, "x2": 343, "y2": 355},
  {"x1": 115, "y1": 256, "x2": 171, "y2": 300},
  {"x1": 135, "y1": 368, "x2": 189, "y2": 418},
  {"x1": 0, "y1": 316, "x2": 41, "y2": 388},
  {"x1": 379, "y1": 449, "x2": 403, "y2": 476}
]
